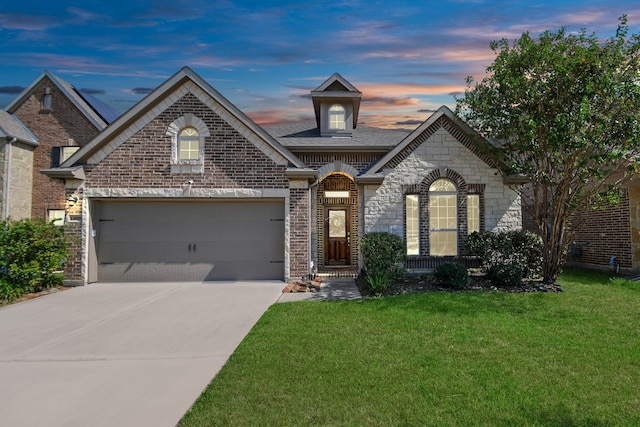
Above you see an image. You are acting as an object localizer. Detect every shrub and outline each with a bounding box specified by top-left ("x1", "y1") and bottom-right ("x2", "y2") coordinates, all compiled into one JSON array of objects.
[
  {"x1": 434, "y1": 263, "x2": 469, "y2": 289},
  {"x1": 360, "y1": 232, "x2": 405, "y2": 295},
  {"x1": 0, "y1": 218, "x2": 68, "y2": 303},
  {"x1": 466, "y1": 230, "x2": 542, "y2": 279},
  {"x1": 487, "y1": 263, "x2": 523, "y2": 287}
]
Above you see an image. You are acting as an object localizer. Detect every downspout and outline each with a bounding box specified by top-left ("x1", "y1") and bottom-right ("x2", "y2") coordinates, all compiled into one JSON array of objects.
[{"x1": 3, "y1": 137, "x2": 17, "y2": 220}]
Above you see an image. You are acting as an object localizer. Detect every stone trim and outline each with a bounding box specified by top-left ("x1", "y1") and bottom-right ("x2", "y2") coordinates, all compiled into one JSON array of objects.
[
  {"x1": 84, "y1": 187, "x2": 288, "y2": 198},
  {"x1": 317, "y1": 161, "x2": 360, "y2": 180},
  {"x1": 166, "y1": 113, "x2": 210, "y2": 173}
]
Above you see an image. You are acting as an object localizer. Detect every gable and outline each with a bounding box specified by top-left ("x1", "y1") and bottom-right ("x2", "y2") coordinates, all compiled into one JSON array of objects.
[
  {"x1": 84, "y1": 92, "x2": 290, "y2": 189},
  {"x1": 365, "y1": 106, "x2": 498, "y2": 175},
  {"x1": 60, "y1": 67, "x2": 304, "y2": 170}
]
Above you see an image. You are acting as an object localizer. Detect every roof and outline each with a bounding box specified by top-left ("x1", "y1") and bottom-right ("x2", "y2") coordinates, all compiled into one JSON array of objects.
[
  {"x1": 265, "y1": 120, "x2": 410, "y2": 152},
  {"x1": 5, "y1": 70, "x2": 118, "y2": 130},
  {"x1": 0, "y1": 110, "x2": 38, "y2": 146},
  {"x1": 59, "y1": 66, "x2": 305, "y2": 169}
]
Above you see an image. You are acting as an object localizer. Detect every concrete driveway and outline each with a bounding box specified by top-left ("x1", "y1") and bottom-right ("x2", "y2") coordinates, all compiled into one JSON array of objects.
[{"x1": 0, "y1": 281, "x2": 284, "y2": 427}]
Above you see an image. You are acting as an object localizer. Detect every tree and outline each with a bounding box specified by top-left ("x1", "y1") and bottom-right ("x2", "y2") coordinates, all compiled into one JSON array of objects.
[{"x1": 456, "y1": 16, "x2": 640, "y2": 283}]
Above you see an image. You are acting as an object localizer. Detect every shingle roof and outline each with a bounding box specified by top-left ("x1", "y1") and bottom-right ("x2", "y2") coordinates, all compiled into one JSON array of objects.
[
  {"x1": 265, "y1": 120, "x2": 410, "y2": 152},
  {"x1": 0, "y1": 110, "x2": 38, "y2": 146}
]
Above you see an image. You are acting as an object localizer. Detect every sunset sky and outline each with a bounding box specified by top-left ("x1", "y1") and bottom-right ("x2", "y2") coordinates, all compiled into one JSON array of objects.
[{"x1": 1, "y1": 0, "x2": 639, "y2": 128}]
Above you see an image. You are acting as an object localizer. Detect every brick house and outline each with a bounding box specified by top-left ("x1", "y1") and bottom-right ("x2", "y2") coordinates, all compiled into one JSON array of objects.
[
  {"x1": 23, "y1": 67, "x2": 521, "y2": 283},
  {"x1": 4, "y1": 70, "x2": 119, "y2": 226}
]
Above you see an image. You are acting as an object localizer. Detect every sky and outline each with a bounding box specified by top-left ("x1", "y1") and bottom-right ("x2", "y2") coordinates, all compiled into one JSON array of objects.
[{"x1": 1, "y1": 1, "x2": 639, "y2": 129}]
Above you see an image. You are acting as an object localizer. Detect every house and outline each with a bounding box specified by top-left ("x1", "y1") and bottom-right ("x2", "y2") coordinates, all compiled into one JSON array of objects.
[
  {"x1": 9, "y1": 67, "x2": 521, "y2": 284},
  {"x1": 564, "y1": 184, "x2": 640, "y2": 274},
  {"x1": 4, "y1": 70, "x2": 119, "y2": 226}
]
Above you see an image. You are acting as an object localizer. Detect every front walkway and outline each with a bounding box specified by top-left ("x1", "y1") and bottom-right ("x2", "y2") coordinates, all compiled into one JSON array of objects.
[{"x1": 277, "y1": 277, "x2": 361, "y2": 302}]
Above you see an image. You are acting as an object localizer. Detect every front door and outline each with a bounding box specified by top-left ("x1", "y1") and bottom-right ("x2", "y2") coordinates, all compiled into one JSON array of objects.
[{"x1": 325, "y1": 207, "x2": 350, "y2": 265}]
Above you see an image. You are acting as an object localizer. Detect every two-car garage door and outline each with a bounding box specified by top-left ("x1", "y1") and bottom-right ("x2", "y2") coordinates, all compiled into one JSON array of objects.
[{"x1": 94, "y1": 200, "x2": 285, "y2": 282}]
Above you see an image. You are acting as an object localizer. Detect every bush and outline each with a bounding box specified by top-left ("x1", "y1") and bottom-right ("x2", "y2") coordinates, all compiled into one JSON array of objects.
[
  {"x1": 360, "y1": 232, "x2": 405, "y2": 295},
  {"x1": 0, "y1": 218, "x2": 68, "y2": 303},
  {"x1": 466, "y1": 230, "x2": 542, "y2": 279},
  {"x1": 487, "y1": 263, "x2": 523, "y2": 287},
  {"x1": 434, "y1": 263, "x2": 469, "y2": 289}
]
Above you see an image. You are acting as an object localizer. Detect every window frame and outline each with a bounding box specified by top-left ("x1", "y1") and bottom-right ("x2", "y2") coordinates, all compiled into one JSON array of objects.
[
  {"x1": 405, "y1": 194, "x2": 420, "y2": 256},
  {"x1": 428, "y1": 178, "x2": 458, "y2": 256},
  {"x1": 178, "y1": 127, "x2": 200, "y2": 161},
  {"x1": 166, "y1": 114, "x2": 210, "y2": 174},
  {"x1": 328, "y1": 104, "x2": 346, "y2": 130}
]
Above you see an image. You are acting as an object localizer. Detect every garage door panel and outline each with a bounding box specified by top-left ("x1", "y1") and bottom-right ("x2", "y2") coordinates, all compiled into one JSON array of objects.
[{"x1": 96, "y1": 201, "x2": 285, "y2": 282}]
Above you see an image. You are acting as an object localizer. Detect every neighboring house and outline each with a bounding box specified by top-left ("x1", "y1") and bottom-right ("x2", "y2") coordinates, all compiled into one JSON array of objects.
[
  {"x1": 4, "y1": 70, "x2": 119, "y2": 225},
  {"x1": 565, "y1": 185, "x2": 640, "y2": 274},
  {"x1": 27, "y1": 66, "x2": 521, "y2": 284},
  {"x1": 0, "y1": 110, "x2": 38, "y2": 220}
]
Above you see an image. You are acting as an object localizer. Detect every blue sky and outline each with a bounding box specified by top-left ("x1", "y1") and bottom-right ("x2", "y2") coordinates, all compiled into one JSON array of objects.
[{"x1": 1, "y1": 1, "x2": 639, "y2": 128}]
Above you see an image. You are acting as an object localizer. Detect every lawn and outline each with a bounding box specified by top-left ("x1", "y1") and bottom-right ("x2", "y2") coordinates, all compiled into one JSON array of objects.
[{"x1": 180, "y1": 269, "x2": 640, "y2": 426}]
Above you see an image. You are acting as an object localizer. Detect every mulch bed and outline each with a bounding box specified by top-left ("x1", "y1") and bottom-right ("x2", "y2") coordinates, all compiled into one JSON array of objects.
[{"x1": 356, "y1": 275, "x2": 562, "y2": 297}]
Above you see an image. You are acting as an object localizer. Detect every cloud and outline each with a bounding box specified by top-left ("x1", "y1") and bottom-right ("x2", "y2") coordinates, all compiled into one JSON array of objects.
[
  {"x1": 79, "y1": 88, "x2": 106, "y2": 95},
  {"x1": 129, "y1": 87, "x2": 154, "y2": 95},
  {"x1": 0, "y1": 13, "x2": 57, "y2": 31},
  {"x1": 0, "y1": 86, "x2": 26, "y2": 95},
  {"x1": 395, "y1": 119, "x2": 423, "y2": 126}
]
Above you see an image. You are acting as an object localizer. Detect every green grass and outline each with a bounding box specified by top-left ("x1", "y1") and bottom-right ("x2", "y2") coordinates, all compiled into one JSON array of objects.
[{"x1": 180, "y1": 269, "x2": 640, "y2": 426}]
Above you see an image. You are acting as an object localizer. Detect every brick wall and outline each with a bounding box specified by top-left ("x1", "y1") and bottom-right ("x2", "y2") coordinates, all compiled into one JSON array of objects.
[
  {"x1": 296, "y1": 153, "x2": 380, "y2": 174},
  {"x1": 11, "y1": 77, "x2": 100, "y2": 219},
  {"x1": 570, "y1": 189, "x2": 632, "y2": 269},
  {"x1": 85, "y1": 94, "x2": 288, "y2": 189},
  {"x1": 289, "y1": 185, "x2": 310, "y2": 279}
]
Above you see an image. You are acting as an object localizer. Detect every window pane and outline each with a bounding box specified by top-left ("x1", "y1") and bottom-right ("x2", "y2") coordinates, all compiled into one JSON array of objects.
[
  {"x1": 178, "y1": 127, "x2": 200, "y2": 160},
  {"x1": 429, "y1": 179, "x2": 456, "y2": 192},
  {"x1": 429, "y1": 195, "x2": 457, "y2": 231},
  {"x1": 430, "y1": 231, "x2": 457, "y2": 256},
  {"x1": 406, "y1": 195, "x2": 419, "y2": 255},
  {"x1": 328, "y1": 210, "x2": 346, "y2": 238},
  {"x1": 325, "y1": 191, "x2": 350, "y2": 198},
  {"x1": 467, "y1": 195, "x2": 480, "y2": 234},
  {"x1": 329, "y1": 104, "x2": 346, "y2": 130}
]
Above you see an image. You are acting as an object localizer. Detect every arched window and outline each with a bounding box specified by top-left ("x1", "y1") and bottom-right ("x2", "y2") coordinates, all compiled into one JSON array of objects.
[
  {"x1": 429, "y1": 179, "x2": 457, "y2": 256},
  {"x1": 178, "y1": 127, "x2": 200, "y2": 160},
  {"x1": 328, "y1": 104, "x2": 346, "y2": 130}
]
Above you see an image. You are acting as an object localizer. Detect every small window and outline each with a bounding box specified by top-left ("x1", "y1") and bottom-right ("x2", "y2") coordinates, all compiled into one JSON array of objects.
[
  {"x1": 467, "y1": 194, "x2": 480, "y2": 234},
  {"x1": 328, "y1": 104, "x2": 346, "y2": 130},
  {"x1": 51, "y1": 146, "x2": 80, "y2": 167},
  {"x1": 43, "y1": 87, "x2": 52, "y2": 110},
  {"x1": 178, "y1": 127, "x2": 200, "y2": 160},
  {"x1": 325, "y1": 190, "x2": 349, "y2": 198},
  {"x1": 429, "y1": 179, "x2": 457, "y2": 256},
  {"x1": 48, "y1": 209, "x2": 65, "y2": 226},
  {"x1": 406, "y1": 195, "x2": 419, "y2": 256}
]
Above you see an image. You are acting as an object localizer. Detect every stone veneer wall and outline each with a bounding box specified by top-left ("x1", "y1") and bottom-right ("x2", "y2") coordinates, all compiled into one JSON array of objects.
[
  {"x1": 0, "y1": 140, "x2": 35, "y2": 220},
  {"x1": 364, "y1": 127, "x2": 521, "y2": 253}
]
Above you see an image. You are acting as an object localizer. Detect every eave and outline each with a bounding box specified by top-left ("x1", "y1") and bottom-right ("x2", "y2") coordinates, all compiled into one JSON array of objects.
[{"x1": 40, "y1": 166, "x2": 85, "y2": 180}]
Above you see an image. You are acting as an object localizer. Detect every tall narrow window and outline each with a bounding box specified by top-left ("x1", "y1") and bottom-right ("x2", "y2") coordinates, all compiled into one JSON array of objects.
[
  {"x1": 467, "y1": 194, "x2": 480, "y2": 234},
  {"x1": 429, "y1": 179, "x2": 457, "y2": 256},
  {"x1": 43, "y1": 87, "x2": 52, "y2": 110},
  {"x1": 406, "y1": 195, "x2": 419, "y2": 255},
  {"x1": 328, "y1": 104, "x2": 346, "y2": 130},
  {"x1": 178, "y1": 127, "x2": 200, "y2": 160}
]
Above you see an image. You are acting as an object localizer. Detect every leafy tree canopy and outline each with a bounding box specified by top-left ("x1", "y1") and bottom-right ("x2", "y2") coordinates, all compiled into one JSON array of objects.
[{"x1": 456, "y1": 16, "x2": 640, "y2": 283}]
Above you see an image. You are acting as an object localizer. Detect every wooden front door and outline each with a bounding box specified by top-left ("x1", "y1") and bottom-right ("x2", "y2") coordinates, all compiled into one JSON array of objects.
[{"x1": 325, "y1": 207, "x2": 350, "y2": 265}]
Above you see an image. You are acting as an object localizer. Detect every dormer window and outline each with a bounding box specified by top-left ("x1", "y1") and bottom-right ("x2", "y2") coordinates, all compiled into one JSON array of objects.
[
  {"x1": 178, "y1": 127, "x2": 200, "y2": 160},
  {"x1": 328, "y1": 104, "x2": 346, "y2": 130}
]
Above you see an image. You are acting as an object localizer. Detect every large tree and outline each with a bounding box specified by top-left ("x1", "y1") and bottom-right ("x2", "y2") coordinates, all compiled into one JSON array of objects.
[{"x1": 456, "y1": 16, "x2": 640, "y2": 283}]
